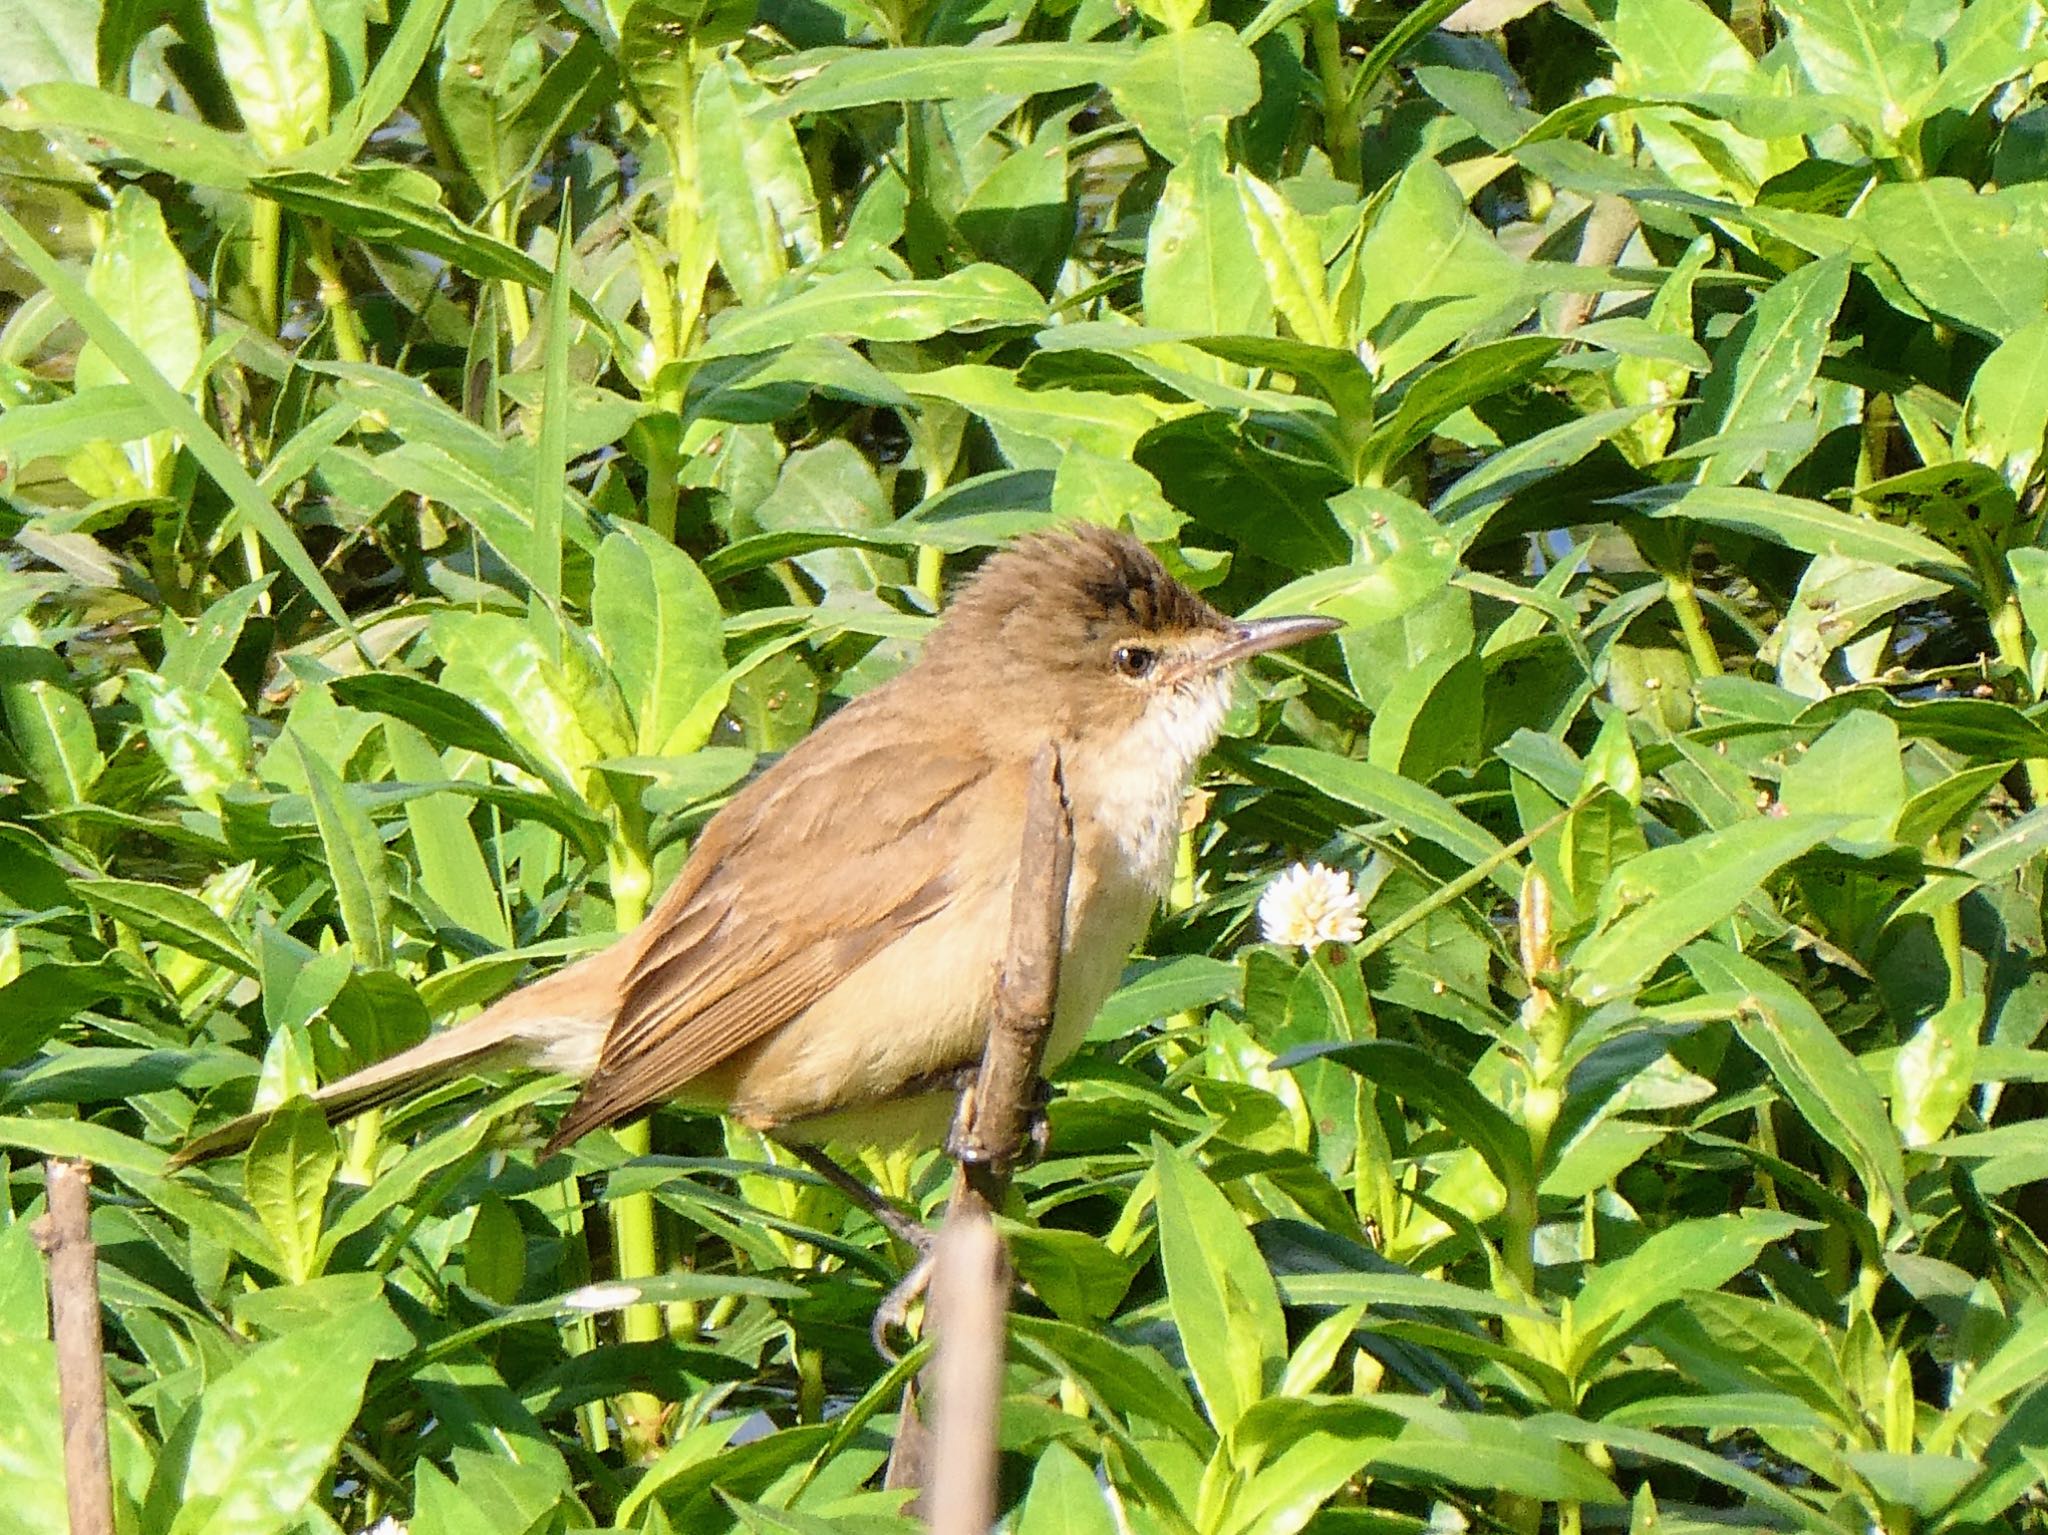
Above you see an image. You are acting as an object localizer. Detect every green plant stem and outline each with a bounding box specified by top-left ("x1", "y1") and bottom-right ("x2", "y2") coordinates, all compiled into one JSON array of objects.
[
  {"x1": 487, "y1": 201, "x2": 533, "y2": 345},
  {"x1": 1311, "y1": 11, "x2": 1361, "y2": 185},
  {"x1": 606, "y1": 843, "x2": 666, "y2": 1460},
  {"x1": 916, "y1": 545, "x2": 944, "y2": 604},
  {"x1": 1987, "y1": 590, "x2": 2048, "y2": 804},
  {"x1": 1171, "y1": 824, "x2": 1197, "y2": 913},
  {"x1": 1932, "y1": 886, "x2": 1968, "y2": 1010},
  {"x1": 797, "y1": 1344, "x2": 825, "y2": 1425},
  {"x1": 643, "y1": 416, "x2": 682, "y2": 542},
  {"x1": 1664, "y1": 569, "x2": 1723, "y2": 677},
  {"x1": 551, "y1": 1170, "x2": 611, "y2": 1454},
  {"x1": 248, "y1": 195, "x2": 282, "y2": 336},
  {"x1": 1501, "y1": 1177, "x2": 1538, "y2": 1296},
  {"x1": 304, "y1": 222, "x2": 367, "y2": 363}
]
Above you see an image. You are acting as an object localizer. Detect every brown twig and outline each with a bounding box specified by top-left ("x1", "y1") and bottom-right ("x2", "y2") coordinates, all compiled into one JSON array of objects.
[
  {"x1": 948, "y1": 742, "x2": 1074, "y2": 1187},
  {"x1": 1554, "y1": 194, "x2": 1639, "y2": 335},
  {"x1": 888, "y1": 744, "x2": 1075, "y2": 1521},
  {"x1": 925, "y1": 1212, "x2": 1007, "y2": 1535},
  {"x1": 34, "y1": 1160, "x2": 114, "y2": 1535}
]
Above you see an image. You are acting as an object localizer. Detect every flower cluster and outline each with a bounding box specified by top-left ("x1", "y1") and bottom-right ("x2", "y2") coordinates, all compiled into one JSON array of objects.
[{"x1": 1257, "y1": 862, "x2": 1365, "y2": 951}]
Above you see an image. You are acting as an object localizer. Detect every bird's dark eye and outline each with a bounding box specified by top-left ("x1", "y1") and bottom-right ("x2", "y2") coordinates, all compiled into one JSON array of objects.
[{"x1": 1112, "y1": 645, "x2": 1157, "y2": 678}]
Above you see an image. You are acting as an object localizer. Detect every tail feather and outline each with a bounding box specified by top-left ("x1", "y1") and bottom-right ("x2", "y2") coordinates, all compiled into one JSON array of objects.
[{"x1": 170, "y1": 949, "x2": 622, "y2": 1167}]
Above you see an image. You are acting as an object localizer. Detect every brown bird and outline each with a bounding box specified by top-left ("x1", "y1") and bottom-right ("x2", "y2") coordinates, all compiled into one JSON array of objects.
[{"x1": 175, "y1": 527, "x2": 1338, "y2": 1174}]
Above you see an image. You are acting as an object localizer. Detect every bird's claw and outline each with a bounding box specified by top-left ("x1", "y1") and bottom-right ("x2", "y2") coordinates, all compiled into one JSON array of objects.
[{"x1": 871, "y1": 1249, "x2": 935, "y2": 1362}]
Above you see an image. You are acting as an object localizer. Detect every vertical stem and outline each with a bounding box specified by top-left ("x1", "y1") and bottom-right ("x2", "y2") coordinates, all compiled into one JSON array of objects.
[
  {"x1": 606, "y1": 843, "x2": 666, "y2": 1460},
  {"x1": 487, "y1": 201, "x2": 533, "y2": 346},
  {"x1": 917, "y1": 546, "x2": 944, "y2": 605},
  {"x1": 643, "y1": 423, "x2": 681, "y2": 542},
  {"x1": 797, "y1": 1344, "x2": 826, "y2": 1426},
  {"x1": 1664, "y1": 569, "x2": 1724, "y2": 677},
  {"x1": 1986, "y1": 587, "x2": 2048, "y2": 804},
  {"x1": 1312, "y1": 11, "x2": 1361, "y2": 185},
  {"x1": 1170, "y1": 825, "x2": 1197, "y2": 913},
  {"x1": 304, "y1": 223, "x2": 367, "y2": 364},
  {"x1": 248, "y1": 196, "x2": 282, "y2": 336},
  {"x1": 1931, "y1": 838, "x2": 1968, "y2": 1010},
  {"x1": 549, "y1": 1172, "x2": 611, "y2": 1454}
]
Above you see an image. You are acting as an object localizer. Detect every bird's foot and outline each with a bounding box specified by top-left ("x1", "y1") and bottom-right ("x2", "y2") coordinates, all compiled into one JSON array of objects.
[
  {"x1": 872, "y1": 1248, "x2": 935, "y2": 1362},
  {"x1": 944, "y1": 1077, "x2": 1053, "y2": 1167}
]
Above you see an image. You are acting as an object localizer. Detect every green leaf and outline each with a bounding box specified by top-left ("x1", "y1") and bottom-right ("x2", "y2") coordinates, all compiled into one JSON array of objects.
[
  {"x1": 1143, "y1": 130, "x2": 1272, "y2": 339},
  {"x1": 697, "y1": 265, "x2": 1045, "y2": 358},
  {"x1": 894, "y1": 365, "x2": 1174, "y2": 461},
  {"x1": 1893, "y1": 994, "x2": 1983, "y2": 1149},
  {"x1": 72, "y1": 877, "x2": 257, "y2": 976},
  {"x1": 293, "y1": 0, "x2": 455, "y2": 173},
  {"x1": 695, "y1": 54, "x2": 820, "y2": 304},
  {"x1": 1366, "y1": 1397, "x2": 1622, "y2": 1505},
  {"x1": 763, "y1": 41, "x2": 1129, "y2": 115},
  {"x1": 1236, "y1": 171, "x2": 1337, "y2": 348},
  {"x1": 330, "y1": 673, "x2": 542, "y2": 771},
  {"x1": 1354, "y1": 159, "x2": 1526, "y2": 381},
  {"x1": 1108, "y1": 25, "x2": 1261, "y2": 165},
  {"x1": 1959, "y1": 312, "x2": 2048, "y2": 489},
  {"x1": 1569, "y1": 814, "x2": 1849, "y2": 1004},
  {"x1": 1152, "y1": 1139, "x2": 1287, "y2": 1434},
  {"x1": 147, "y1": 1298, "x2": 409, "y2": 1535},
  {"x1": 594, "y1": 524, "x2": 730, "y2": 756},
  {"x1": 291, "y1": 735, "x2": 392, "y2": 969},
  {"x1": 244, "y1": 1097, "x2": 338, "y2": 1283},
  {"x1": 1634, "y1": 486, "x2": 1968, "y2": 576},
  {"x1": 383, "y1": 722, "x2": 512, "y2": 949},
  {"x1": 1682, "y1": 941, "x2": 1909, "y2": 1227},
  {"x1": 1016, "y1": 1442, "x2": 1117, "y2": 1535},
  {"x1": 0, "y1": 385, "x2": 159, "y2": 466},
  {"x1": 1091, "y1": 955, "x2": 1241, "y2": 1041},
  {"x1": 0, "y1": 1117, "x2": 169, "y2": 1176},
  {"x1": 1921, "y1": 0, "x2": 2048, "y2": 121},
  {"x1": 1361, "y1": 337, "x2": 1563, "y2": 482},
  {"x1": 1278, "y1": 1039, "x2": 1535, "y2": 1197},
  {"x1": 1225, "y1": 1399, "x2": 1397, "y2": 1531},
  {"x1": 0, "y1": 645, "x2": 104, "y2": 809},
  {"x1": 1680, "y1": 253, "x2": 1847, "y2": 487},
  {"x1": 1251, "y1": 745, "x2": 1520, "y2": 896},
  {"x1": 255, "y1": 166, "x2": 624, "y2": 351},
  {"x1": 1571, "y1": 1210, "x2": 1813, "y2": 1374},
  {"x1": 206, "y1": 0, "x2": 330, "y2": 157},
  {"x1": 1859, "y1": 180, "x2": 2048, "y2": 340},
  {"x1": 128, "y1": 672, "x2": 252, "y2": 812},
  {"x1": 465, "y1": 1191, "x2": 528, "y2": 1304},
  {"x1": 1778, "y1": 707, "x2": 1904, "y2": 848},
  {"x1": 12, "y1": 82, "x2": 262, "y2": 187},
  {"x1": 1778, "y1": 0, "x2": 1935, "y2": 149},
  {"x1": 76, "y1": 186, "x2": 202, "y2": 492}
]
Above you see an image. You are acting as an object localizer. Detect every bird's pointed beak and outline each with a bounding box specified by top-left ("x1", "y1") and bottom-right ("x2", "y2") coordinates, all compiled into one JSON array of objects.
[{"x1": 1183, "y1": 613, "x2": 1344, "y2": 677}]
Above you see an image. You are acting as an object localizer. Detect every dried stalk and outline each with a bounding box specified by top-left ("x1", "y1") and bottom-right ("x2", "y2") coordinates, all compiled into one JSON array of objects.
[
  {"x1": 35, "y1": 1159, "x2": 114, "y2": 1535},
  {"x1": 891, "y1": 743, "x2": 1074, "y2": 1524}
]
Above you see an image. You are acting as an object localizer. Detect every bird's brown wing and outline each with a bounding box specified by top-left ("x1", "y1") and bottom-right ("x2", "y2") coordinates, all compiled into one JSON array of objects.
[{"x1": 543, "y1": 718, "x2": 998, "y2": 1151}]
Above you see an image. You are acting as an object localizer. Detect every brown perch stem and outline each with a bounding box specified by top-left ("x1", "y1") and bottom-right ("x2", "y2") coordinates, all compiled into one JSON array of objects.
[
  {"x1": 893, "y1": 743, "x2": 1074, "y2": 1525},
  {"x1": 35, "y1": 1159, "x2": 115, "y2": 1535}
]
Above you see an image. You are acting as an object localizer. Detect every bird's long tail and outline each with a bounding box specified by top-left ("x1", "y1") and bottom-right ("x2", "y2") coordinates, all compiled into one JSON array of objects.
[{"x1": 169, "y1": 948, "x2": 619, "y2": 1167}]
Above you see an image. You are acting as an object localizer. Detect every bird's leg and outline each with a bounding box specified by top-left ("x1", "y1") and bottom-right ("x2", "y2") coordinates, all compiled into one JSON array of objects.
[
  {"x1": 945, "y1": 1073, "x2": 1053, "y2": 1167},
  {"x1": 780, "y1": 1144, "x2": 937, "y2": 1360},
  {"x1": 786, "y1": 1143, "x2": 932, "y2": 1253}
]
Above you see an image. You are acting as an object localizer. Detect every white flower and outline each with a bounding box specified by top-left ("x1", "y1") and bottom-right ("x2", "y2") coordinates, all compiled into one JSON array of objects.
[{"x1": 1257, "y1": 862, "x2": 1364, "y2": 952}]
